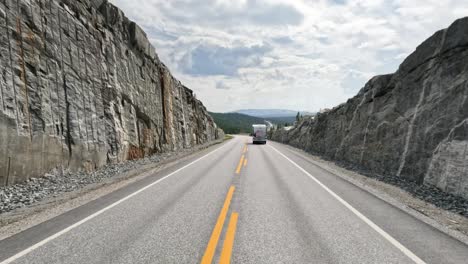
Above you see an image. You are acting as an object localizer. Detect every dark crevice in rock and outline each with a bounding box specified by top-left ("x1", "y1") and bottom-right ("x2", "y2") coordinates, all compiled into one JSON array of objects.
[
  {"x1": 159, "y1": 67, "x2": 167, "y2": 145},
  {"x1": 63, "y1": 76, "x2": 73, "y2": 158}
]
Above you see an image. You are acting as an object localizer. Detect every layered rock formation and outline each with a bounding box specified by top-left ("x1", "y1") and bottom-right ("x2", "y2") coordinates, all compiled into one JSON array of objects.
[
  {"x1": 272, "y1": 17, "x2": 468, "y2": 199},
  {"x1": 0, "y1": 0, "x2": 222, "y2": 185}
]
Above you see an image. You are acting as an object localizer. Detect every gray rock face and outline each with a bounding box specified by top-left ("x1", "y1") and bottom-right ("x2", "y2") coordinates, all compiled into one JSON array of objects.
[
  {"x1": 272, "y1": 17, "x2": 468, "y2": 199},
  {"x1": 0, "y1": 0, "x2": 221, "y2": 186}
]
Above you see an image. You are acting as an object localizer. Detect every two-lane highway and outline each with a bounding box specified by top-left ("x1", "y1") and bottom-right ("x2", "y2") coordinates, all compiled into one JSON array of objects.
[{"x1": 1, "y1": 135, "x2": 468, "y2": 263}]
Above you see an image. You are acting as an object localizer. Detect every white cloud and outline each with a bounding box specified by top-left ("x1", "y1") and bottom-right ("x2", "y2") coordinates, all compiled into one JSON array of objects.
[{"x1": 110, "y1": 0, "x2": 468, "y2": 112}]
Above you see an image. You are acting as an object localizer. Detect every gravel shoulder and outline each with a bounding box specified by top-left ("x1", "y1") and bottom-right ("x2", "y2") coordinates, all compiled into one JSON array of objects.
[
  {"x1": 0, "y1": 139, "x2": 226, "y2": 240},
  {"x1": 276, "y1": 142, "x2": 468, "y2": 245}
]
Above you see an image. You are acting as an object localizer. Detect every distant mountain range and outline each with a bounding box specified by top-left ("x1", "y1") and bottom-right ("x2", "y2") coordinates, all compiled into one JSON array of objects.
[
  {"x1": 209, "y1": 112, "x2": 266, "y2": 134},
  {"x1": 233, "y1": 109, "x2": 314, "y2": 118},
  {"x1": 210, "y1": 109, "x2": 315, "y2": 134}
]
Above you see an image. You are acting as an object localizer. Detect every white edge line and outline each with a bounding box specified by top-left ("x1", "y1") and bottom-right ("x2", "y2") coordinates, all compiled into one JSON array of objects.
[
  {"x1": 268, "y1": 145, "x2": 426, "y2": 264},
  {"x1": 1, "y1": 141, "x2": 230, "y2": 264}
]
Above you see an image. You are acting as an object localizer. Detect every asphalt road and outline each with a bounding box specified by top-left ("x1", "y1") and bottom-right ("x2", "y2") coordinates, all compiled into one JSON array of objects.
[{"x1": 1, "y1": 135, "x2": 468, "y2": 264}]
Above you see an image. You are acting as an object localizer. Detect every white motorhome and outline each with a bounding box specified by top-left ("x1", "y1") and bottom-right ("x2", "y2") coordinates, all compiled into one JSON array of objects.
[{"x1": 252, "y1": 124, "x2": 267, "y2": 144}]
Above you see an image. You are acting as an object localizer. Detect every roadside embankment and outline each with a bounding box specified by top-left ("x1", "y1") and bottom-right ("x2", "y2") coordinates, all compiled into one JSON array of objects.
[{"x1": 0, "y1": 138, "x2": 225, "y2": 238}]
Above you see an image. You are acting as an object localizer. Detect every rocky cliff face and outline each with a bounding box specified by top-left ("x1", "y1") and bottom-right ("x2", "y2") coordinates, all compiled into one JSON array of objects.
[
  {"x1": 272, "y1": 17, "x2": 468, "y2": 199},
  {"x1": 0, "y1": 0, "x2": 222, "y2": 185}
]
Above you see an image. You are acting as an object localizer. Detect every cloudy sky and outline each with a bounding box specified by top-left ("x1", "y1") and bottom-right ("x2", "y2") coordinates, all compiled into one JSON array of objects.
[{"x1": 109, "y1": 0, "x2": 468, "y2": 112}]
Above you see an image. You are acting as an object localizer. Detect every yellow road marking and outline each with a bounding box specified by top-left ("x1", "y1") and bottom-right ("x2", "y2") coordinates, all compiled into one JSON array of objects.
[
  {"x1": 242, "y1": 145, "x2": 247, "y2": 153},
  {"x1": 219, "y1": 212, "x2": 239, "y2": 264},
  {"x1": 243, "y1": 158, "x2": 247, "y2": 167},
  {"x1": 235, "y1": 155, "x2": 245, "y2": 174},
  {"x1": 201, "y1": 186, "x2": 236, "y2": 264}
]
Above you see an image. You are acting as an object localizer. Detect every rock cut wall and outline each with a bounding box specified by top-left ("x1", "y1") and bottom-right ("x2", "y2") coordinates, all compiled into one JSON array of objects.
[
  {"x1": 272, "y1": 17, "x2": 468, "y2": 199},
  {"x1": 0, "y1": 0, "x2": 222, "y2": 185}
]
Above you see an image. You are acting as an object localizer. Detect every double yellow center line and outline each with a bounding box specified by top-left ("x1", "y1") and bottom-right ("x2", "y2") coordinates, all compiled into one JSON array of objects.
[
  {"x1": 201, "y1": 143, "x2": 247, "y2": 264},
  {"x1": 236, "y1": 145, "x2": 248, "y2": 174},
  {"x1": 201, "y1": 187, "x2": 239, "y2": 264},
  {"x1": 201, "y1": 186, "x2": 236, "y2": 264},
  {"x1": 219, "y1": 212, "x2": 239, "y2": 263},
  {"x1": 235, "y1": 155, "x2": 245, "y2": 174}
]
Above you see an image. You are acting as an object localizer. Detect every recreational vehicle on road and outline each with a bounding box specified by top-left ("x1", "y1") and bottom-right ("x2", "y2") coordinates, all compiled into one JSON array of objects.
[{"x1": 252, "y1": 124, "x2": 267, "y2": 144}]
